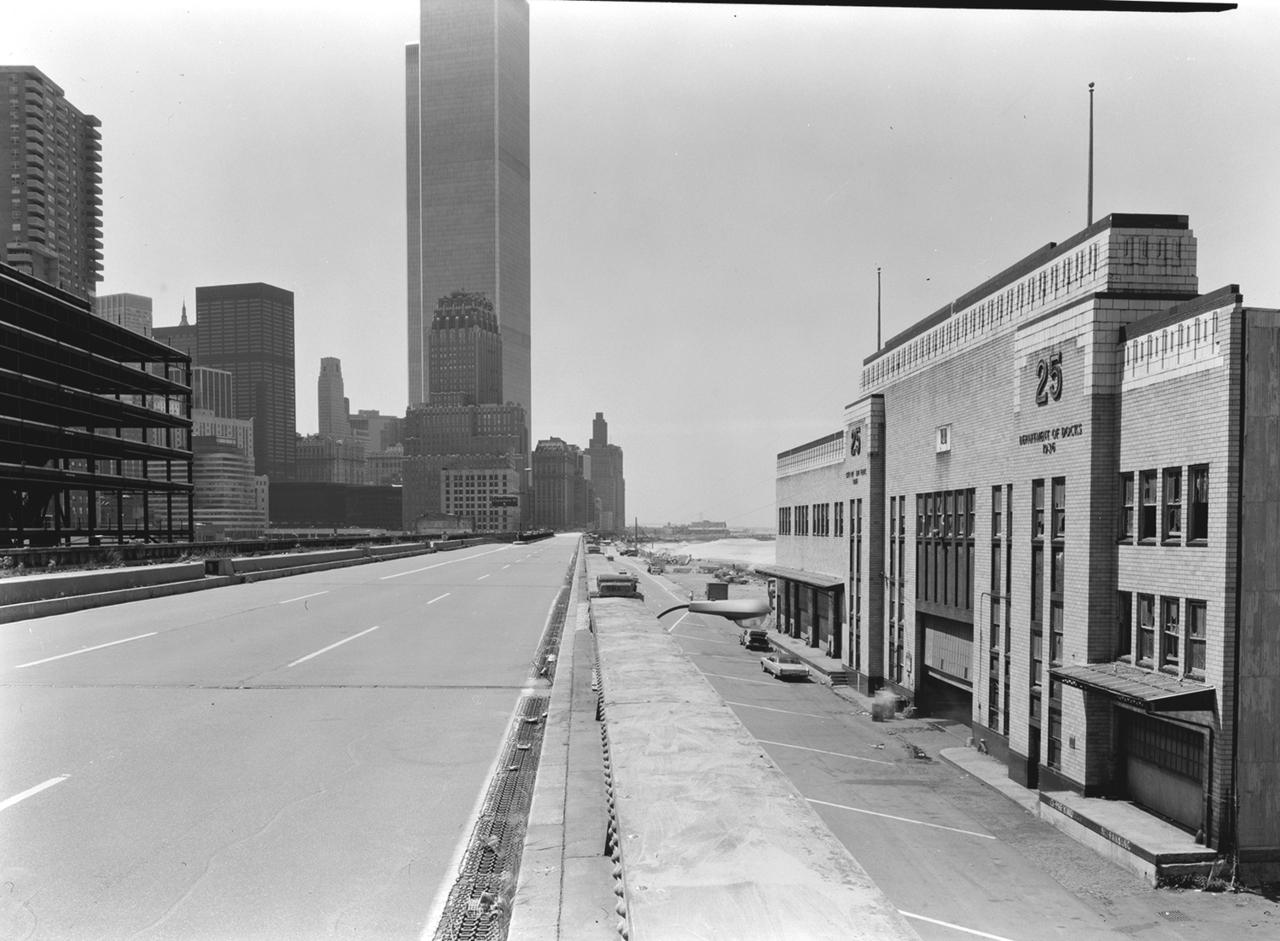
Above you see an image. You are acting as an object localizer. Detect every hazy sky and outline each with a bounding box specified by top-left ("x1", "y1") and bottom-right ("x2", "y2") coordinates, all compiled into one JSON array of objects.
[{"x1": 6, "y1": 1, "x2": 1279, "y2": 528}]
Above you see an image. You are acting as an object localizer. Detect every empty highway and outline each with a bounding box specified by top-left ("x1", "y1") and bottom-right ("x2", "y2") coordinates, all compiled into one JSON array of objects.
[{"x1": 0, "y1": 535, "x2": 578, "y2": 940}]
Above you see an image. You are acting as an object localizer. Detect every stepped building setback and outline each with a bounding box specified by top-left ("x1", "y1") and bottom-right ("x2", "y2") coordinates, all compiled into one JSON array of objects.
[{"x1": 768, "y1": 213, "x2": 1280, "y2": 877}]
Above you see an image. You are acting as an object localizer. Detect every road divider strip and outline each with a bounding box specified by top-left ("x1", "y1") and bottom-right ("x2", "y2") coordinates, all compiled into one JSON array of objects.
[
  {"x1": 287, "y1": 625, "x2": 380, "y2": 668},
  {"x1": 378, "y1": 545, "x2": 508, "y2": 580},
  {"x1": 14, "y1": 632, "x2": 158, "y2": 669},
  {"x1": 756, "y1": 739, "x2": 894, "y2": 766},
  {"x1": 807, "y1": 797, "x2": 997, "y2": 840},
  {"x1": 0, "y1": 775, "x2": 69, "y2": 813}
]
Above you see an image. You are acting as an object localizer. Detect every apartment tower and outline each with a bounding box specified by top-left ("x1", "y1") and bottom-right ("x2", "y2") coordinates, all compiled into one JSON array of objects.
[
  {"x1": 406, "y1": 0, "x2": 530, "y2": 430},
  {"x1": 0, "y1": 66, "x2": 103, "y2": 299}
]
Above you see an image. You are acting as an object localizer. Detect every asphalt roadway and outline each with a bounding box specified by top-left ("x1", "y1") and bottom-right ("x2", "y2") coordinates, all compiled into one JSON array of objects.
[
  {"x1": 0, "y1": 535, "x2": 580, "y2": 940},
  {"x1": 612, "y1": 557, "x2": 1278, "y2": 941}
]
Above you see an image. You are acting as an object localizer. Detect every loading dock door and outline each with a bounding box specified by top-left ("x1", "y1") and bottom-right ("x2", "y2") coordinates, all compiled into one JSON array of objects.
[{"x1": 1120, "y1": 711, "x2": 1205, "y2": 833}]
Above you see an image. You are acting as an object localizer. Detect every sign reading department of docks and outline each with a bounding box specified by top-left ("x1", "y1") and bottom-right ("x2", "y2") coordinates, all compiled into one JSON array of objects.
[{"x1": 1018, "y1": 422, "x2": 1084, "y2": 456}]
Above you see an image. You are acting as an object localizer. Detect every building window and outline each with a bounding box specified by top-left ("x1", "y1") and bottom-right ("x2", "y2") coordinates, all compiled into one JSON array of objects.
[
  {"x1": 992, "y1": 485, "x2": 1002, "y2": 538},
  {"x1": 1137, "y1": 593, "x2": 1155, "y2": 663},
  {"x1": 1119, "y1": 473, "x2": 1135, "y2": 542},
  {"x1": 1138, "y1": 470, "x2": 1157, "y2": 541},
  {"x1": 1117, "y1": 591, "x2": 1132, "y2": 659},
  {"x1": 1030, "y1": 545, "x2": 1043, "y2": 624},
  {"x1": 936, "y1": 424, "x2": 952, "y2": 453},
  {"x1": 1188, "y1": 465, "x2": 1209, "y2": 543},
  {"x1": 1032, "y1": 479, "x2": 1045, "y2": 538},
  {"x1": 1051, "y1": 477, "x2": 1066, "y2": 539},
  {"x1": 1163, "y1": 467, "x2": 1182, "y2": 543},
  {"x1": 1047, "y1": 679, "x2": 1063, "y2": 770},
  {"x1": 1186, "y1": 600, "x2": 1206, "y2": 676},
  {"x1": 1161, "y1": 597, "x2": 1180, "y2": 669},
  {"x1": 834, "y1": 500, "x2": 844, "y2": 538}
]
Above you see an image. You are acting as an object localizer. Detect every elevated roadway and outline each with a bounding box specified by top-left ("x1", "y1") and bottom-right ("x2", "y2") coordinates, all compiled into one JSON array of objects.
[{"x1": 0, "y1": 535, "x2": 579, "y2": 939}]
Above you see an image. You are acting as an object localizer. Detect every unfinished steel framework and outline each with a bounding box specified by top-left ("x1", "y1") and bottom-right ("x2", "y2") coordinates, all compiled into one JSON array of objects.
[{"x1": 1, "y1": 263, "x2": 193, "y2": 546}]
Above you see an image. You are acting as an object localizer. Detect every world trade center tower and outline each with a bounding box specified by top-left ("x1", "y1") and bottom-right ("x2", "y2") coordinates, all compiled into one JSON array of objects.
[{"x1": 406, "y1": 0, "x2": 530, "y2": 427}]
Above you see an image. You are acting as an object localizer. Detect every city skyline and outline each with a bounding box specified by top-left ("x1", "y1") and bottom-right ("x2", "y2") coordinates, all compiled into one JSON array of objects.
[{"x1": 5, "y1": 1, "x2": 1278, "y2": 527}]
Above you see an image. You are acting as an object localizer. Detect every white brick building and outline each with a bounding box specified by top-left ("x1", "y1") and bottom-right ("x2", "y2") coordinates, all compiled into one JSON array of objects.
[{"x1": 772, "y1": 213, "x2": 1280, "y2": 876}]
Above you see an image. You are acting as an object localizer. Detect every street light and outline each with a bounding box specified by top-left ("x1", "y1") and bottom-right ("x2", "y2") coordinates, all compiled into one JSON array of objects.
[{"x1": 657, "y1": 598, "x2": 771, "y2": 626}]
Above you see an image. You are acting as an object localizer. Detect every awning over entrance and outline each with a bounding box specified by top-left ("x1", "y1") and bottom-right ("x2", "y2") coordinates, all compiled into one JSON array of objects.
[
  {"x1": 753, "y1": 564, "x2": 843, "y2": 590},
  {"x1": 1052, "y1": 662, "x2": 1216, "y2": 713}
]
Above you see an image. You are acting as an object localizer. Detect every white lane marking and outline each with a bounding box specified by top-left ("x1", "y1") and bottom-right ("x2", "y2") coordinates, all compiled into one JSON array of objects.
[
  {"x1": 671, "y1": 633, "x2": 734, "y2": 645},
  {"x1": 756, "y1": 739, "x2": 894, "y2": 766},
  {"x1": 664, "y1": 612, "x2": 690, "y2": 633},
  {"x1": 807, "y1": 797, "x2": 996, "y2": 840},
  {"x1": 287, "y1": 626, "x2": 380, "y2": 668},
  {"x1": 0, "y1": 775, "x2": 69, "y2": 813},
  {"x1": 14, "y1": 632, "x2": 158, "y2": 670},
  {"x1": 278, "y1": 590, "x2": 329, "y2": 605},
  {"x1": 379, "y1": 546, "x2": 508, "y2": 580},
  {"x1": 695, "y1": 669, "x2": 775, "y2": 687},
  {"x1": 723, "y1": 700, "x2": 826, "y2": 720},
  {"x1": 427, "y1": 593, "x2": 450, "y2": 605},
  {"x1": 477, "y1": 574, "x2": 490, "y2": 581},
  {"x1": 899, "y1": 911, "x2": 1020, "y2": 941},
  {"x1": 502, "y1": 564, "x2": 510, "y2": 570}
]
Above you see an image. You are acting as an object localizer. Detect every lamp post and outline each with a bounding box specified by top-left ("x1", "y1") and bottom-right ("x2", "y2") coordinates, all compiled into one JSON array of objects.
[{"x1": 657, "y1": 598, "x2": 771, "y2": 623}]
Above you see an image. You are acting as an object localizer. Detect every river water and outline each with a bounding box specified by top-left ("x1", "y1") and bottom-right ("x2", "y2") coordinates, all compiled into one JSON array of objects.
[{"x1": 646, "y1": 538, "x2": 775, "y2": 568}]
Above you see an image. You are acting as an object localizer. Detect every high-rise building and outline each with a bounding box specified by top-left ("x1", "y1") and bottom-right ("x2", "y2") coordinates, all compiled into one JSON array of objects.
[
  {"x1": 153, "y1": 302, "x2": 197, "y2": 358},
  {"x1": 190, "y1": 366, "x2": 234, "y2": 418},
  {"x1": 0, "y1": 66, "x2": 103, "y2": 300},
  {"x1": 317, "y1": 357, "x2": 350, "y2": 438},
  {"x1": 428, "y1": 291, "x2": 503, "y2": 406},
  {"x1": 532, "y1": 436, "x2": 595, "y2": 532},
  {"x1": 585, "y1": 412, "x2": 626, "y2": 534},
  {"x1": 93, "y1": 293, "x2": 152, "y2": 337},
  {"x1": 406, "y1": 0, "x2": 530, "y2": 430},
  {"x1": 195, "y1": 282, "x2": 295, "y2": 481}
]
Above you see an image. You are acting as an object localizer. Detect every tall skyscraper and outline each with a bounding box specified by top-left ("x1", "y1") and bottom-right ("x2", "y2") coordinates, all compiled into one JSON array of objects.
[
  {"x1": 1, "y1": 66, "x2": 103, "y2": 300},
  {"x1": 195, "y1": 283, "x2": 296, "y2": 481},
  {"x1": 93, "y1": 293, "x2": 152, "y2": 337},
  {"x1": 585, "y1": 412, "x2": 626, "y2": 535},
  {"x1": 317, "y1": 357, "x2": 351, "y2": 438},
  {"x1": 406, "y1": 0, "x2": 530, "y2": 430}
]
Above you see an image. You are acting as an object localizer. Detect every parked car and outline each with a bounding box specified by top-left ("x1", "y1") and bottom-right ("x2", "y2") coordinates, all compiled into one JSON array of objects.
[
  {"x1": 647, "y1": 562, "x2": 665, "y2": 574},
  {"x1": 761, "y1": 651, "x2": 810, "y2": 681},
  {"x1": 587, "y1": 545, "x2": 602, "y2": 554},
  {"x1": 739, "y1": 626, "x2": 770, "y2": 650}
]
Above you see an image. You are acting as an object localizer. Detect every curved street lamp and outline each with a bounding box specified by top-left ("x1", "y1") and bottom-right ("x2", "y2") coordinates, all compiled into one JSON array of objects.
[{"x1": 656, "y1": 598, "x2": 771, "y2": 623}]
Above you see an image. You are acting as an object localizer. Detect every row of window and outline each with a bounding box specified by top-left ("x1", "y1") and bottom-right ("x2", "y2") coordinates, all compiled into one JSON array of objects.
[
  {"x1": 1120, "y1": 465, "x2": 1208, "y2": 545},
  {"x1": 777, "y1": 501, "x2": 845, "y2": 538},
  {"x1": 1118, "y1": 591, "x2": 1207, "y2": 677}
]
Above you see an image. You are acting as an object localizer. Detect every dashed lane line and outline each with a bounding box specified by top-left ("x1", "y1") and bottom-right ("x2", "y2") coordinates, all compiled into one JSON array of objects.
[
  {"x1": 0, "y1": 775, "x2": 69, "y2": 813},
  {"x1": 14, "y1": 632, "x2": 158, "y2": 670},
  {"x1": 427, "y1": 593, "x2": 450, "y2": 605},
  {"x1": 378, "y1": 545, "x2": 509, "y2": 580},
  {"x1": 278, "y1": 590, "x2": 329, "y2": 605},
  {"x1": 287, "y1": 625, "x2": 380, "y2": 668},
  {"x1": 755, "y1": 739, "x2": 894, "y2": 766},
  {"x1": 807, "y1": 797, "x2": 996, "y2": 840},
  {"x1": 664, "y1": 612, "x2": 690, "y2": 633},
  {"x1": 898, "y1": 911, "x2": 1019, "y2": 941},
  {"x1": 723, "y1": 700, "x2": 826, "y2": 720},
  {"x1": 694, "y1": 668, "x2": 776, "y2": 687},
  {"x1": 477, "y1": 574, "x2": 490, "y2": 580}
]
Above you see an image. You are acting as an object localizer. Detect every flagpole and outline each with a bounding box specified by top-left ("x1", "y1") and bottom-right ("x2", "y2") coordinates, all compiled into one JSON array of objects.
[
  {"x1": 876, "y1": 266, "x2": 882, "y2": 351},
  {"x1": 1087, "y1": 82, "x2": 1095, "y2": 225}
]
